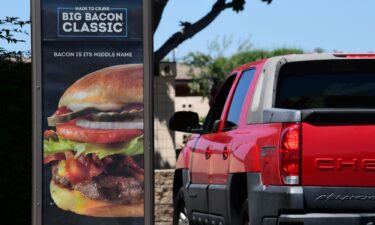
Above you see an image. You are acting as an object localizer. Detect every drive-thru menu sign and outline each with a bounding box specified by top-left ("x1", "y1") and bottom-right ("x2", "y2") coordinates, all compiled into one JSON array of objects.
[{"x1": 32, "y1": 0, "x2": 153, "y2": 225}]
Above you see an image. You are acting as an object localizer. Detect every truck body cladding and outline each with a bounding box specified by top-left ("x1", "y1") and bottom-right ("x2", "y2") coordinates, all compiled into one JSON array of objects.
[
  {"x1": 247, "y1": 172, "x2": 375, "y2": 225},
  {"x1": 171, "y1": 54, "x2": 375, "y2": 225},
  {"x1": 175, "y1": 169, "x2": 375, "y2": 225},
  {"x1": 176, "y1": 168, "x2": 248, "y2": 225}
]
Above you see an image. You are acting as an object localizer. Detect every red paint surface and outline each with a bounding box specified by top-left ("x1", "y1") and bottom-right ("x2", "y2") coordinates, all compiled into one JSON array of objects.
[
  {"x1": 177, "y1": 61, "x2": 281, "y2": 185},
  {"x1": 302, "y1": 123, "x2": 375, "y2": 187}
]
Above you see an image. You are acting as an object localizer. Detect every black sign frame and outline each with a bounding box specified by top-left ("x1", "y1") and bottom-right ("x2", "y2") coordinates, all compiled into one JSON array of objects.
[{"x1": 31, "y1": 0, "x2": 153, "y2": 224}]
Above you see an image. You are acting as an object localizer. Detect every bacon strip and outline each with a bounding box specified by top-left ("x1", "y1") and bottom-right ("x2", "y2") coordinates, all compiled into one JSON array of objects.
[
  {"x1": 43, "y1": 130, "x2": 59, "y2": 141},
  {"x1": 64, "y1": 151, "x2": 105, "y2": 184},
  {"x1": 122, "y1": 156, "x2": 145, "y2": 181},
  {"x1": 43, "y1": 152, "x2": 65, "y2": 164}
]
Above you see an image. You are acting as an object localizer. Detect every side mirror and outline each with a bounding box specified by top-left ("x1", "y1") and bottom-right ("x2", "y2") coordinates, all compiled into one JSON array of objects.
[
  {"x1": 212, "y1": 119, "x2": 221, "y2": 133},
  {"x1": 169, "y1": 111, "x2": 202, "y2": 133}
]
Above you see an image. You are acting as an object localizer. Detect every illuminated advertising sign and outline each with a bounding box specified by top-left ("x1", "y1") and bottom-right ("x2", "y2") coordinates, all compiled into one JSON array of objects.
[{"x1": 32, "y1": 0, "x2": 153, "y2": 225}]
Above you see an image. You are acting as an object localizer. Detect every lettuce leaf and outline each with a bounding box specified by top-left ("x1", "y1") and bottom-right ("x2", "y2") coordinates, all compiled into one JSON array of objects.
[{"x1": 44, "y1": 135, "x2": 143, "y2": 159}]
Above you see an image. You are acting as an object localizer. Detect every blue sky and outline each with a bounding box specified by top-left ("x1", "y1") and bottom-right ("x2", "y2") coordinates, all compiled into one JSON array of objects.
[{"x1": 1, "y1": 0, "x2": 375, "y2": 60}]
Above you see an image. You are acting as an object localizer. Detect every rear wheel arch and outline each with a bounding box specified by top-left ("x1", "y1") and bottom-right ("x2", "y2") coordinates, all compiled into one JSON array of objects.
[
  {"x1": 173, "y1": 169, "x2": 183, "y2": 201},
  {"x1": 228, "y1": 173, "x2": 248, "y2": 224},
  {"x1": 240, "y1": 199, "x2": 249, "y2": 225},
  {"x1": 173, "y1": 188, "x2": 189, "y2": 225}
]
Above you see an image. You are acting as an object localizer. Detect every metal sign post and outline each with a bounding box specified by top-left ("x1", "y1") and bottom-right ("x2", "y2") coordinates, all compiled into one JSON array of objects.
[{"x1": 32, "y1": 0, "x2": 153, "y2": 224}]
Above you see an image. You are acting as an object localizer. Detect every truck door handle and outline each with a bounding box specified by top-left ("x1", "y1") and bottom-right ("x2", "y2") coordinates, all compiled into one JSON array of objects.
[
  {"x1": 205, "y1": 147, "x2": 212, "y2": 160},
  {"x1": 223, "y1": 147, "x2": 230, "y2": 160}
]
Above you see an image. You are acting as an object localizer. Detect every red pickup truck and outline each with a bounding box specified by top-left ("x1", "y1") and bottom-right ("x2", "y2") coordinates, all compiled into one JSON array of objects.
[{"x1": 169, "y1": 53, "x2": 375, "y2": 225}]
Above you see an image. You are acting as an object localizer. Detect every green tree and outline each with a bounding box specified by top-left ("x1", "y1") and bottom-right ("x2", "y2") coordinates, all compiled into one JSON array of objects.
[
  {"x1": 0, "y1": 16, "x2": 31, "y2": 225},
  {"x1": 184, "y1": 47, "x2": 303, "y2": 104},
  {"x1": 0, "y1": 17, "x2": 29, "y2": 43},
  {"x1": 0, "y1": 16, "x2": 30, "y2": 61}
]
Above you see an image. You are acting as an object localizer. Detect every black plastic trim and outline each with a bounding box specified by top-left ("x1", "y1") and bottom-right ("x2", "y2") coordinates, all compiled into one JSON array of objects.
[
  {"x1": 262, "y1": 108, "x2": 375, "y2": 124},
  {"x1": 246, "y1": 172, "x2": 375, "y2": 225},
  {"x1": 301, "y1": 109, "x2": 375, "y2": 124},
  {"x1": 181, "y1": 171, "x2": 375, "y2": 225},
  {"x1": 247, "y1": 173, "x2": 304, "y2": 225},
  {"x1": 179, "y1": 170, "x2": 235, "y2": 225},
  {"x1": 278, "y1": 213, "x2": 375, "y2": 225},
  {"x1": 179, "y1": 169, "x2": 194, "y2": 219},
  {"x1": 191, "y1": 212, "x2": 226, "y2": 225},
  {"x1": 303, "y1": 186, "x2": 375, "y2": 210},
  {"x1": 191, "y1": 212, "x2": 209, "y2": 225},
  {"x1": 208, "y1": 185, "x2": 228, "y2": 220},
  {"x1": 187, "y1": 184, "x2": 209, "y2": 214}
]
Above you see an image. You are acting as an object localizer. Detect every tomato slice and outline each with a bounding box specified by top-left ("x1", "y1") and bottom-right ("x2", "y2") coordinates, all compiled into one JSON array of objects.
[
  {"x1": 56, "y1": 123, "x2": 143, "y2": 144},
  {"x1": 64, "y1": 154, "x2": 105, "y2": 184},
  {"x1": 65, "y1": 157, "x2": 90, "y2": 184}
]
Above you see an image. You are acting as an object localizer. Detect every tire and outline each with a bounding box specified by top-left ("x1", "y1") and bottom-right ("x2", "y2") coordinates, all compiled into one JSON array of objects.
[
  {"x1": 240, "y1": 199, "x2": 249, "y2": 225},
  {"x1": 173, "y1": 188, "x2": 189, "y2": 225}
]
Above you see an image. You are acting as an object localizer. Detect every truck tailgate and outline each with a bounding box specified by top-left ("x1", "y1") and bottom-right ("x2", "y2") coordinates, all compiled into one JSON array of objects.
[{"x1": 302, "y1": 112, "x2": 375, "y2": 187}]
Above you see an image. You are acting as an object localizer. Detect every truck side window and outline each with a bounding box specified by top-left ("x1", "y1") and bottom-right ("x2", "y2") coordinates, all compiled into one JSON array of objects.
[
  {"x1": 203, "y1": 74, "x2": 236, "y2": 132},
  {"x1": 224, "y1": 69, "x2": 256, "y2": 129}
]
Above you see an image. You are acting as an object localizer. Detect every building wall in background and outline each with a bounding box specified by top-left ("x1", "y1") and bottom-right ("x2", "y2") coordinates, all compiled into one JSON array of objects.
[
  {"x1": 154, "y1": 75, "x2": 176, "y2": 168},
  {"x1": 154, "y1": 63, "x2": 209, "y2": 169}
]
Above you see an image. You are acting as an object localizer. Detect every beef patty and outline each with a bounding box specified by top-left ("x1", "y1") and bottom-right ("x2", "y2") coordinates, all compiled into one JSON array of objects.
[{"x1": 51, "y1": 163, "x2": 144, "y2": 204}]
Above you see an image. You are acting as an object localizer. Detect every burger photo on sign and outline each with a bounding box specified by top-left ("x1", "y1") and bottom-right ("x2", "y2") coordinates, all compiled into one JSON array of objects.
[{"x1": 43, "y1": 64, "x2": 144, "y2": 217}]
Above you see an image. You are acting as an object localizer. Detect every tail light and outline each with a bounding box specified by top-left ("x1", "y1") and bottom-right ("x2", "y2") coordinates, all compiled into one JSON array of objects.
[{"x1": 280, "y1": 123, "x2": 300, "y2": 185}]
